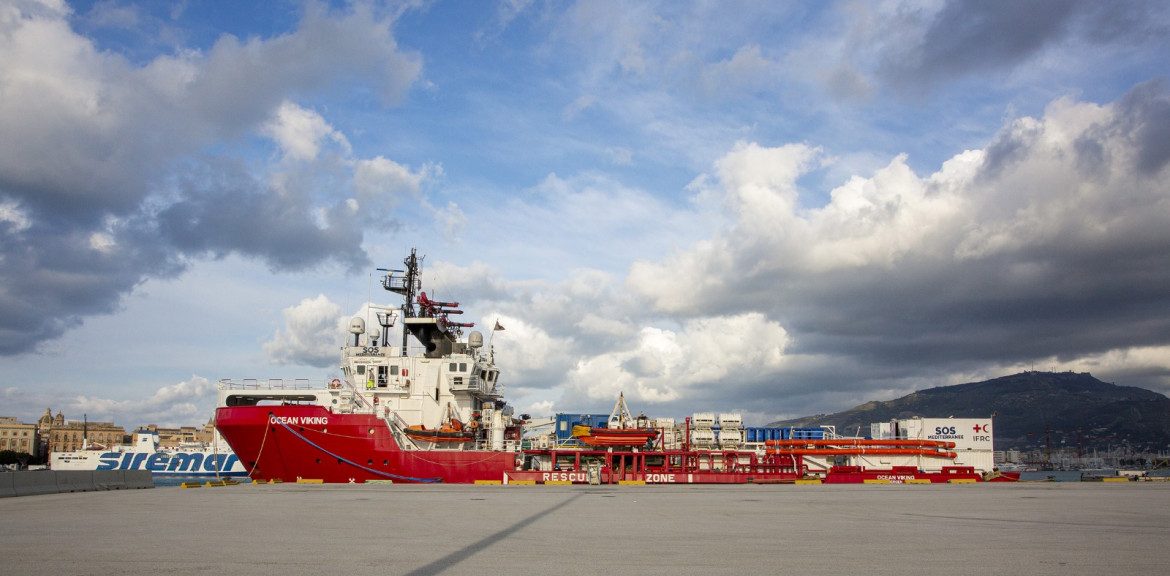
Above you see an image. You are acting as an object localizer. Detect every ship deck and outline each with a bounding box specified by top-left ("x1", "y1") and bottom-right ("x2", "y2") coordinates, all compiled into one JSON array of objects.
[{"x1": 2, "y1": 482, "x2": 1168, "y2": 575}]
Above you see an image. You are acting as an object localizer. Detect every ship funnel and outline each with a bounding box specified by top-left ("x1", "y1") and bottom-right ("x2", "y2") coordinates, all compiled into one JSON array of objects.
[
  {"x1": 348, "y1": 316, "x2": 366, "y2": 346},
  {"x1": 468, "y1": 331, "x2": 484, "y2": 349}
]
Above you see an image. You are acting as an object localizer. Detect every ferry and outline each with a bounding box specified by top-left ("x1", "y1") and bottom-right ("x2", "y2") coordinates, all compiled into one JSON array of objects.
[
  {"x1": 51, "y1": 429, "x2": 247, "y2": 478},
  {"x1": 215, "y1": 249, "x2": 1014, "y2": 484}
]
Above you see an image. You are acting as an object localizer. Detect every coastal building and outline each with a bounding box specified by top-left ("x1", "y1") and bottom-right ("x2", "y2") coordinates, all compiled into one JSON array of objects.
[
  {"x1": 0, "y1": 416, "x2": 38, "y2": 456},
  {"x1": 37, "y1": 409, "x2": 127, "y2": 454},
  {"x1": 141, "y1": 418, "x2": 217, "y2": 447},
  {"x1": 143, "y1": 424, "x2": 200, "y2": 448}
]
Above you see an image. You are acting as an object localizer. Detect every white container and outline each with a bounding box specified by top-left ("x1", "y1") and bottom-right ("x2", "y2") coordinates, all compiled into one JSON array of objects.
[
  {"x1": 691, "y1": 413, "x2": 716, "y2": 429},
  {"x1": 689, "y1": 429, "x2": 715, "y2": 446},
  {"x1": 652, "y1": 418, "x2": 676, "y2": 429},
  {"x1": 717, "y1": 429, "x2": 742, "y2": 447},
  {"x1": 718, "y1": 413, "x2": 743, "y2": 429}
]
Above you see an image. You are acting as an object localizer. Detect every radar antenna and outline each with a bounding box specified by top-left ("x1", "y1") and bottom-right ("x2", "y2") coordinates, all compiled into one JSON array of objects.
[{"x1": 377, "y1": 248, "x2": 475, "y2": 356}]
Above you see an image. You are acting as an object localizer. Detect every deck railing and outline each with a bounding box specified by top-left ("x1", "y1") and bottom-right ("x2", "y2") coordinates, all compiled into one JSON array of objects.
[{"x1": 217, "y1": 378, "x2": 320, "y2": 390}]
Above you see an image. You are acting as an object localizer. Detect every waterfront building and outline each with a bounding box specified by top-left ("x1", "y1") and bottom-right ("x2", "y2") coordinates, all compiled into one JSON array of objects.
[
  {"x1": 37, "y1": 409, "x2": 127, "y2": 454},
  {"x1": 0, "y1": 416, "x2": 37, "y2": 455}
]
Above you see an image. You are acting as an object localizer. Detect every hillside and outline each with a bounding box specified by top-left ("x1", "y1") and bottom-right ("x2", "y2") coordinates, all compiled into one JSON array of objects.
[{"x1": 770, "y1": 372, "x2": 1170, "y2": 451}]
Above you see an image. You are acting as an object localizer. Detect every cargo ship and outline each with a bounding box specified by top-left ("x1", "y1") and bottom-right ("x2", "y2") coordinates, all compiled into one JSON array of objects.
[
  {"x1": 51, "y1": 429, "x2": 247, "y2": 478},
  {"x1": 215, "y1": 249, "x2": 1013, "y2": 484}
]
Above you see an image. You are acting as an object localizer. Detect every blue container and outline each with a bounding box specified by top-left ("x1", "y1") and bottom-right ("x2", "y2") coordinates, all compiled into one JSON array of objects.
[{"x1": 555, "y1": 413, "x2": 608, "y2": 440}]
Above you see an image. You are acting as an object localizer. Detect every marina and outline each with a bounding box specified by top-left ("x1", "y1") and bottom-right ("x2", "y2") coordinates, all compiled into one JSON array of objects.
[{"x1": 2, "y1": 482, "x2": 1168, "y2": 576}]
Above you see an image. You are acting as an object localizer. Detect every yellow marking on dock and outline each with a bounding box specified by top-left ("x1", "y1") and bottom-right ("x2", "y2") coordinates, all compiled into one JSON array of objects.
[
  {"x1": 543, "y1": 480, "x2": 573, "y2": 485},
  {"x1": 180, "y1": 482, "x2": 202, "y2": 489},
  {"x1": 203, "y1": 480, "x2": 228, "y2": 487},
  {"x1": 508, "y1": 480, "x2": 537, "y2": 485},
  {"x1": 863, "y1": 479, "x2": 891, "y2": 484},
  {"x1": 617, "y1": 480, "x2": 646, "y2": 485},
  {"x1": 474, "y1": 480, "x2": 503, "y2": 485},
  {"x1": 1101, "y1": 477, "x2": 1130, "y2": 483},
  {"x1": 365, "y1": 480, "x2": 395, "y2": 485},
  {"x1": 905, "y1": 479, "x2": 933, "y2": 484},
  {"x1": 947, "y1": 478, "x2": 977, "y2": 484},
  {"x1": 794, "y1": 479, "x2": 822, "y2": 485},
  {"x1": 295, "y1": 478, "x2": 324, "y2": 484}
]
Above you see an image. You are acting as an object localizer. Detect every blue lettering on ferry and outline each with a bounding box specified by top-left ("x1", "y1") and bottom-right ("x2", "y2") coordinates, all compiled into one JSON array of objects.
[
  {"x1": 202, "y1": 454, "x2": 238, "y2": 472},
  {"x1": 90, "y1": 452, "x2": 240, "y2": 473},
  {"x1": 145, "y1": 453, "x2": 169, "y2": 472},
  {"x1": 129, "y1": 453, "x2": 149, "y2": 470},
  {"x1": 96, "y1": 453, "x2": 120, "y2": 470},
  {"x1": 168, "y1": 453, "x2": 203, "y2": 472}
]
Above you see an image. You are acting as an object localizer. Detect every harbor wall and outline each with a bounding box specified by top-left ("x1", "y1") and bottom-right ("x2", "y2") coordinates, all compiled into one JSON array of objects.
[{"x1": 0, "y1": 470, "x2": 153, "y2": 498}]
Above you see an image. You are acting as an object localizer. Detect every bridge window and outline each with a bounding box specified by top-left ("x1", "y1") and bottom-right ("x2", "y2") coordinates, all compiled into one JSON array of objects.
[{"x1": 390, "y1": 365, "x2": 399, "y2": 375}]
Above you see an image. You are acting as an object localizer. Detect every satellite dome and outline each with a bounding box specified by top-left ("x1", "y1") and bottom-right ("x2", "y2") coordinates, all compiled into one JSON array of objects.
[{"x1": 348, "y1": 317, "x2": 366, "y2": 335}]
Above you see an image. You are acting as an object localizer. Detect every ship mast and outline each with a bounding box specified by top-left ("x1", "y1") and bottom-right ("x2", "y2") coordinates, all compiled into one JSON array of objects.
[
  {"x1": 379, "y1": 248, "x2": 421, "y2": 355},
  {"x1": 378, "y1": 248, "x2": 475, "y2": 357}
]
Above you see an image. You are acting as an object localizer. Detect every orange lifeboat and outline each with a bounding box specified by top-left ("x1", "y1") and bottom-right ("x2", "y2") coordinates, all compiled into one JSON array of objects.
[
  {"x1": 571, "y1": 424, "x2": 659, "y2": 447},
  {"x1": 404, "y1": 419, "x2": 474, "y2": 443}
]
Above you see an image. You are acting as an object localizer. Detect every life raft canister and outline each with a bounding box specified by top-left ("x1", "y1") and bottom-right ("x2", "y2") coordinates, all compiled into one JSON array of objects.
[
  {"x1": 402, "y1": 368, "x2": 409, "y2": 377},
  {"x1": 329, "y1": 378, "x2": 341, "y2": 389}
]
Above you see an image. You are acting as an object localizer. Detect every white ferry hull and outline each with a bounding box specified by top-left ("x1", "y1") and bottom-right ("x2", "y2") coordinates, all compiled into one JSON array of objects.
[{"x1": 51, "y1": 448, "x2": 247, "y2": 477}]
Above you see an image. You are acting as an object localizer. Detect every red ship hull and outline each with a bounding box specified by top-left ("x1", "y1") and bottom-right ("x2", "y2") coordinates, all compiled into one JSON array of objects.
[{"x1": 216, "y1": 405, "x2": 515, "y2": 484}]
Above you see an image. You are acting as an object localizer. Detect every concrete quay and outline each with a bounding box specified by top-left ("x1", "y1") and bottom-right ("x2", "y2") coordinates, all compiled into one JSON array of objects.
[{"x1": 2, "y1": 482, "x2": 1168, "y2": 576}]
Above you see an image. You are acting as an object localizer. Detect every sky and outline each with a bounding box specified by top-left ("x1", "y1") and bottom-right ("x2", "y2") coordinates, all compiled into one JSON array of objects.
[{"x1": 2, "y1": 0, "x2": 1170, "y2": 429}]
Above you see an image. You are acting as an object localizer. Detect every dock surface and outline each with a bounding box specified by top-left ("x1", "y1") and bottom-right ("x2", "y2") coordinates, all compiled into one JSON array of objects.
[{"x1": 3, "y1": 482, "x2": 1168, "y2": 575}]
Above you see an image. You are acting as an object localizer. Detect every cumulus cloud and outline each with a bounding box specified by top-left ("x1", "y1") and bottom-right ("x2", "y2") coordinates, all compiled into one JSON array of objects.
[
  {"x1": 70, "y1": 375, "x2": 217, "y2": 427},
  {"x1": 627, "y1": 83, "x2": 1170, "y2": 404},
  {"x1": 563, "y1": 313, "x2": 789, "y2": 405},
  {"x1": 264, "y1": 101, "x2": 350, "y2": 162},
  {"x1": 264, "y1": 295, "x2": 345, "y2": 367},
  {"x1": 0, "y1": 2, "x2": 425, "y2": 354}
]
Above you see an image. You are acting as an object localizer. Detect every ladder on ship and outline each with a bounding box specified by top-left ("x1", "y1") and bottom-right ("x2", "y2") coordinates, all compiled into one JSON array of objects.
[{"x1": 383, "y1": 411, "x2": 422, "y2": 450}]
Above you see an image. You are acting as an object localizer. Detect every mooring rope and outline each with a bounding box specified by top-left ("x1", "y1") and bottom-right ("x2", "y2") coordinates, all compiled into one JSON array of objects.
[
  {"x1": 272, "y1": 417, "x2": 441, "y2": 483},
  {"x1": 247, "y1": 415, "x2": 272, "y2": 478}
]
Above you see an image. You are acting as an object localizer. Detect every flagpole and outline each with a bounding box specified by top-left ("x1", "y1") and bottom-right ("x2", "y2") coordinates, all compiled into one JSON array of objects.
[
  {"x1": 487, "y1": 318, "x2": 497, "y2": 352},
  {"x1": 488, "y1": 318, "x2": 504, "y2": 363}
]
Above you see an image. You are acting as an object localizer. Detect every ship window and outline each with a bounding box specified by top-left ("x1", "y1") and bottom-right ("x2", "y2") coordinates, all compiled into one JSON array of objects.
[
  {"x1": 390, "y1": 365, "x2": 399, "y2": 375},
  {"x1": 356, "y1": 365, "x2": 365, "y2": 375},
  {"x1": 459, "y1": 363, "x2": 467, "y2": 372},
  {"x1": 453, "y1": 377, "x2": 463, "y2": 388},
  {"x1": 449, "y1": 362, "x2": 456, "y2": 371},
  {"x1": 480, "y1": 370, "x2": 487, "y2": 380},
  {"x1": 378, "y1": 366, "x2": 388, "y2": 387}
]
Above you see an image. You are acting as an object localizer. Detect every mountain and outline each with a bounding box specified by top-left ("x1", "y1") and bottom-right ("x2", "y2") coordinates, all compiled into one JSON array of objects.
[{"x1": 769, "y1": 372, "x2": 1170, "y2": 452}]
